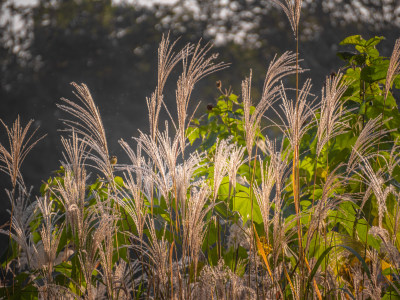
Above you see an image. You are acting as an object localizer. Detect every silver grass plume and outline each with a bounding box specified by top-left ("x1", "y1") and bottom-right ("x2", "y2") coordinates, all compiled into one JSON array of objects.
[
  {"x1": 271, "y1": 0, "x2": 303, "y2": 36},
  {"x1": 212, "y1": 138, "x2": 232, "y2": 202},
  {"x1": 363, "y1": 250, "x2": 384, "y2": 300},
  {"x1": 147, "y1": 33, "x2": 188, "y2": 141},
  {"x1": 347, "y1": 115, "x2": 392, "y2": 173},
  {"x1": 227, "y1": 142, "x2": 247, "y2": 192},
  {"x1": 0, "y1": 191, "x2": 64, "y2": 284},
  {"x1": 385, "y1": 38, "x2": 400, "y2": 99},
  {"x1": 193, "y1": 259, "x2": 256, "y2": 299},
  {"x1": 96, "y1": 201, "x2": 118, "y2": 299},
  {"x1": 175, "y1": 41, "x2": 228, "y2": 155},
  {"x1": 116, "y1": 170, "x2": 147, "y2": 239},
  {"x1": 252, "y1": 151, "x2": 296, "y2": 274},
  {"x1": 276, "y1": 79, "x2": 316, "y2": 151},
  {"x1": 35, "y1": 195, "x2": 64, "y2": 283},
  {"x1": 111, "y1": 259, "x2": 140, "y2": 300},
  {"x1": 369, "y1": 226, "x2": 400, "y2": 270},
  {"x1": 0, "y1": 116, "x2": 46, "y2": 189},
  {"x1": 183, "y1": 184, "x2": 213, "y2": 281},
  {"x1": 265, "y1": 139, "x2": 290, "y2": 214},
  {"x1": 253, "y1": 157, "x2": 275, "y2": 236},
  {"x1": 305, "y1": 165, "x2": 345, "y2": 252},
  {"x1": 355, "y1": 156, "x2": 395, "y2": 228},
  {"x1": 155, "y1": 122, "x2": 181, "y2": 177},
  {"x1": 242, "y1": 71, "x2": 254, "y2": 158},
  {"x1": 131, "y1": 218, "x2": 170, "y2": 295},
  {"x1": 37, "y1": 284, "x2": 78, "y2": 300},
  {"x1": 119, "y1": 138, "x2": 150, "y2": 201},
  {"x1": 316, "y1": 72, "x2": 351, "y2": 156},
  {"x1": 58, "y1": 83, "x2": 114, "y2": 182},
  {"x1": 258, "y1": 139, "x2": 291, "y2": 212},
  {"x1": 386, "y1": 138, "x2": 400, "y2": 176},
  {"x1": 134, "y1": 126, "x2": 180, "y2": 205},
  {"x1": 256, "y1": 138, "x2": 292, "y2": 265},
  {"x1": 78, "y1": 205, "x2": 115, "y2": 300},
  {"x1": 60, "y1": 131, "x2": 88, "y2": 179},
  {"x1": 52, "y1": 167, "x2": 87, "y2": 246},
  {"x1": 0, "y1": 186, "x2": 36, "y2": 269},
  {"x1": 242, "y1": 51, "x2": 301, "y2": 158},
  {"x1": 262, "y1": 51, "x2": 303, "y2": 102},
  {"x1": 176, "y1": 151, "x2": 204, "y2": 220},
  {"x1": 136, "y1": 123, "x2": 181, "y2": 191}
]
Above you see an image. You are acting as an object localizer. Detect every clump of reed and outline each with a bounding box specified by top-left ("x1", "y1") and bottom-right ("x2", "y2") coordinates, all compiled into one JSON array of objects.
[{"x1": 1, "y1": 2, "x2": 400, "y2": 299}]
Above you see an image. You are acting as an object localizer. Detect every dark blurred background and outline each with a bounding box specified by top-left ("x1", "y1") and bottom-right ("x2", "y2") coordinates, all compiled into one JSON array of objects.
[{"x1": 0, "y1": 0, "x2": 399, "y2": 226}]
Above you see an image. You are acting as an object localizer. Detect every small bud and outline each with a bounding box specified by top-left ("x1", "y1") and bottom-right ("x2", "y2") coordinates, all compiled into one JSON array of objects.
[{"x1": 216, "y1": 80, "x2": 222, "y2": 89}]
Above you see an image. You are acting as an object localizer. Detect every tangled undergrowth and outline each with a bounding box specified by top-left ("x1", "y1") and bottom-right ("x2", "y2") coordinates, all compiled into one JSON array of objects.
[{"x1": 1, "y1": 1, "x2": 400, "y2": 299}]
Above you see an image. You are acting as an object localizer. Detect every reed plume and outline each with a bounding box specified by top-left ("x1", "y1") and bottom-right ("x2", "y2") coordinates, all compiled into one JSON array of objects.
[
  {"x1": 242, "y1": 51, "x2": 301, "y2": 158},
  {"x1": 147, "y1": 33, "x2": 188, "y2": 141},
  {"x1": 175, "y1": 41, "x2": 228, "y2": 155},
  {"x1": 175, "y1": 151, "x2": 203, "y2": 220},
  {"x1": 316, "y1": 73, "x2": 351, "y2": 156},
  {"x1": 60, "y1": 131, "x2": 88, "y2": 178},
  {"x1": 356, "y1": 156, "x2": 394, "y2": 228},
  {"x1": 271, "y1": 0, "x2": 303, "y2": 37},
  {"x1": 276, "y1": 79, "x2": 315, "y2": 149},
  {"x1": 253, "y1": 158, "x2": 275, "y2": 236},
  {"x1": 0, "y1": 116, "x2": 46, "y2": 189},
  {"x1": 116, "y1": 170, "x2": 147, "y2": 239},
  {"x1": 58, "y1": 83, "x2": 114, "y2": 182},
  {"x1": 52, "y1": 167, "x2": 87, "y2": 246},
  {"x1": 0, "y1": 186, "x2": 36, "y2": 269},
  {"x1": 227, "y1": 142, "x2": 247, "y2": 192},
  {"x1": 78, "y1": 204, "x2": 115, "y2": 300},
  {"x1": 35, "y1": 195, "x2": 64, "y2": 283},
  {"x1": 212, "y1": 138, "x2": 232, "y2": 201},
  {"x1": 347, "y1": 115, "x2": 392, "y2": 173},
  {"x1": 184, "y1": 184, "x2": 213, "y2": 281}
]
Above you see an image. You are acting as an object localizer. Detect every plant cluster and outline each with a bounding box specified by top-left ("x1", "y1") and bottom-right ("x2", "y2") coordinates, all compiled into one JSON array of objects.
[{"x1": 1, "y1": 2, "x2": 400, "y2": 299}]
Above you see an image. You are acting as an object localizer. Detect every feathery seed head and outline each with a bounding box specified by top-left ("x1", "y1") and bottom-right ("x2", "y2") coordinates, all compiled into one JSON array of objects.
[{"x1": 271, "y1": 0, "x2": 303, "y2": 36}]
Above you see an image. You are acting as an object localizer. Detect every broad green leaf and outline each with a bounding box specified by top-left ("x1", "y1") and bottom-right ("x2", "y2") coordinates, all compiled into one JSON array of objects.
[
  {"x1": 340, "y1": 35, "x2": 365, "y2": 46},
  {"x1": 365, "y1": 36, "x2": 385, "y2": 47},
  {"x1": 360, "y1": 61, "x2": 389, "y2": 83}
]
